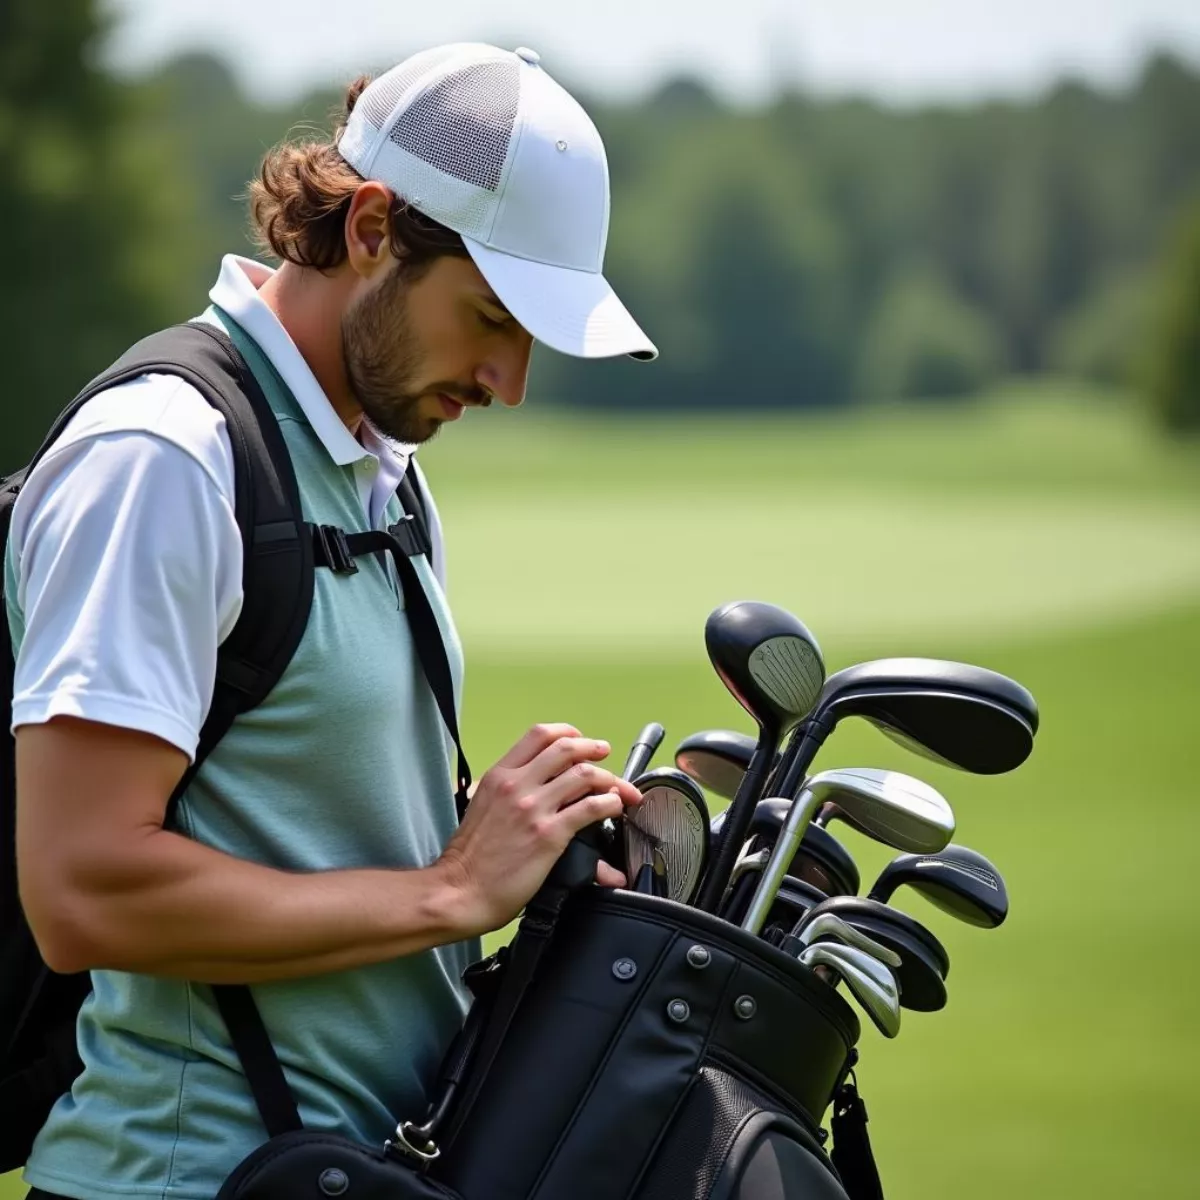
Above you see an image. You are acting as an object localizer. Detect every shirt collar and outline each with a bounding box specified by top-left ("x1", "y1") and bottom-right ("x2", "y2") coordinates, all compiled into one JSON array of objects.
[{"x1": 208, "y1": 254, "x2": 414, "y2": 474}]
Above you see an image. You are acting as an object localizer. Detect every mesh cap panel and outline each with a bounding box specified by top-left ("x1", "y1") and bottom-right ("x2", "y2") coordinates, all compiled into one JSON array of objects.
[
  {"x1": 356, "y1": 46, "x2": 462, "y2": 131},
  {"x1": 388, "y1": 60, "x2": 520, "y2": 192}
]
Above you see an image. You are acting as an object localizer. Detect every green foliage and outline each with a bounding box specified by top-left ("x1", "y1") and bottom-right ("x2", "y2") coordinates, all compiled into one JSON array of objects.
[
  {"x1": 1047, "y1": 265, "x2": 1154, "y2": 386},
  {"x1": 1143, "y1": 197, "x2": 1200, "y2": 433},
  {"x1": 0, "y1": 0, "x2": 204, "y2": 473},
  {"x1": 858, "y1": 265, "x2": 1003, "y2": 402}
]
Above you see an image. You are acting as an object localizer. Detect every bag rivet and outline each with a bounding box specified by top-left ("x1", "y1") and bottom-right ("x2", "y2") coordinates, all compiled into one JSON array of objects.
[
  {"x1": 686, "y1": 945, "x2": 711, "y2": 968},
  {"x1": 612, "y1": 957, "x2": 638, "y2": 981},
  {"x1": 667, "y1": 999, "x2": 691, "y2": 1023},
  {"x1": 319, "y1": 1167, "x2": 350, "y2": 1195},
  {"x1": 734, "y1": 995, "x2": 757, "y2": 1020}
]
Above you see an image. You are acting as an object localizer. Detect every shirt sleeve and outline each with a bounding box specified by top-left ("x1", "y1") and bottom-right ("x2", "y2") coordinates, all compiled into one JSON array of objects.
[{"x1": 8, "y1": 388, "x2": 244, "y2": 761}]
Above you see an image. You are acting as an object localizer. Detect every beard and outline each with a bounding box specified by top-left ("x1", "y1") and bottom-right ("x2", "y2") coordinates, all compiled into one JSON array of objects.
[{"x1": 341, "y1": 265, "x2": 484, "y2": 445}]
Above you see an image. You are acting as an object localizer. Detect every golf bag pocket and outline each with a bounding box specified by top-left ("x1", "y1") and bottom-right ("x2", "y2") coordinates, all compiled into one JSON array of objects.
[
  {"x1": 216, "y1": 1131, "x2": 463, "y2": 1200},
  {"x1": 634, "y1": 1069, "x2": 847, "y2": 1200},
  {"x1": 431, "y1": 889, "x2": 860, "y2": 1200}
]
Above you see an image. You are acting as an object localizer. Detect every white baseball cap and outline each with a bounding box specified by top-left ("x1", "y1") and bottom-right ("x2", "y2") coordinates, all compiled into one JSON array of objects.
[{"x1": 337, "y1": 43, "x2": 658, "y2": 362}]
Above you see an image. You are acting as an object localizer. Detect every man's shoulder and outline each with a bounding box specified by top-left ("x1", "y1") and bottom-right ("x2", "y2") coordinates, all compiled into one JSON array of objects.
[{"x1": 41, "y1": 370, "x2": 235, "y2": 496}]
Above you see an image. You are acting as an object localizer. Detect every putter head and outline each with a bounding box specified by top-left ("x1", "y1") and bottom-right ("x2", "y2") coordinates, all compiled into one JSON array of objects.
[
  {"x1": 676, "y1": 729, "x2": 772, "y2": 800},
  {"x1": 705, "y1": 602, "x2": 826, "y2": 736},
  {"x1": 868, "y1": 843, "x2": 1009, "y2": 928},
  {"x1": 814, "y1": 658, "x2": 1039, "y2": 775},
  {"x1": 623, "y1": 769, "x2": 710, "y2": 904},
  {"x1": 801, "y1": 942, "x2": 901, "y2": 1038},
  {"x1": 805, "y1": 768, "x2": 955, "y2": 855}
]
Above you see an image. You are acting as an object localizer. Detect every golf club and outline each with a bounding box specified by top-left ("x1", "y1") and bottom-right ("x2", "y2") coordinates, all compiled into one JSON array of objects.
[
  {"x1": 623, "y1": 768, "x2": 710, "y2": 905},
  {"x1": 693, "y1": 602, "x2": 825, "y2": 913},
  {"x1": 675, "y1": 729, "x2": 775, "y2": 802},
  {"x1": 623, "y1": 722, "x2": 666, "y2": 782},
  {"x1": 868, "y1": 843, "x2": 1009, "y2": 928},
  {"x1": 768, "y1": 658, "x2": 1040, "y2": 808},
  {"x1": 781, "y1": 912, "x2": 901, "y2": 969},
  {"x1": 799, "y1": 942, "x2": 901, "y2": 1038},
  {"x1": 797, "y1": 896, "x2": 950, "y2": 1012},
  {"x1": 742, "y1": 770, "x2": 955, "y2": 936}
]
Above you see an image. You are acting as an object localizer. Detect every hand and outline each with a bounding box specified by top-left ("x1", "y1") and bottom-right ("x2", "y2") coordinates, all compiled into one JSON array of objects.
[{"x1": 436, "y1": 724, "x2": 643, "y2": 936}]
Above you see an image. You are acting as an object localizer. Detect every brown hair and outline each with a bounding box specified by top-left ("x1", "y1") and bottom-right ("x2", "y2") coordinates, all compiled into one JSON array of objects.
[{"x1": 248, "y1": 75, "x2": 469, "y2": 276}]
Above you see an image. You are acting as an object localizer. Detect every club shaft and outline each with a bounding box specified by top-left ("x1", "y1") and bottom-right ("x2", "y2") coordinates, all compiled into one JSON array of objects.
[
  {"x1": 774, "y1": 724, "x2": 828, "y2": 800},
  {"x1": 694, "y1": 737, "x2": 779, "y2": 912},
  {"x1": 623, "y1": 723, "x2": 666, "y2": 780},
  {"x1": 741, "y1": 787, "x2": 821, "y2": 935}
]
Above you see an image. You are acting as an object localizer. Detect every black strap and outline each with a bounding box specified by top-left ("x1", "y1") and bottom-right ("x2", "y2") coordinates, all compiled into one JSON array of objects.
[
  {"x1": 830, "y1": 1077, "x2": 885, "y2": 1200},
  {"x1": 311, "y1": 520, "x2": 472, "y2": 818},
  {"x1": 211, "y1": 987, "x2": 302, "y2": 1137}
]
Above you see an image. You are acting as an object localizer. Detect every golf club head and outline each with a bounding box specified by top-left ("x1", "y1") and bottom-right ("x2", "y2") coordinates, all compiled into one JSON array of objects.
[
  {"x1": 705, "y1": 602, "x2": 826, "y2": 736},
  {"x1": 791, "y1": 913, "x2": 902, "y2": 969},
  {"x1": 803, "y1": 768, "x2": 955, "y2": 855},
  {"x1": 814, "y1": 658, "x2": 1039, "y2": 775},
  {"x1": 675, "y1": 729, "x2": 775, "y2": 800},
  {"x1": 725, "y1": 796, "x2": 860, "y2": 895},
  {"x1": 868, "y1": 843, "x2": 1009, "y2": 928},
  {"x1": 799, "y1": 896, "x2": 950, "y2": 1012},
  {"x1": 622, "y1": 768, "x2": 710, "y2": 905},
  {"x1": 723, "y1": 862, "x2": 828, "y2": 928},
  {"x1": 800, "y1": 943, "x2": 901, "y2": 1038}
]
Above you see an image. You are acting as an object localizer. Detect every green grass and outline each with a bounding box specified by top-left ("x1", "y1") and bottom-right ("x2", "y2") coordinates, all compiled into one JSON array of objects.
[{"x1": 4, "y1": 383, "x2": 1198, "y2": 1198}]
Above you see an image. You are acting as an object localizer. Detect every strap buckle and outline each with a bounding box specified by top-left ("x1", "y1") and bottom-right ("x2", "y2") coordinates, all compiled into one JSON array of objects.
[
  {"x1": 387, "y1": 512, "x2": 425, "y2": 559},
  {"x1": 314, "y1": 524, "x2": 359, "y2": 575},
  {"x1": 387, "y1": 1121, "x2": 441, "y2": 1164}
]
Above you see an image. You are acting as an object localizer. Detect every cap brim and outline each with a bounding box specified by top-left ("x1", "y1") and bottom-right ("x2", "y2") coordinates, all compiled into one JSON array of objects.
[{"x1": 463, "y1": 238, "x2": 658, "y2": 361}]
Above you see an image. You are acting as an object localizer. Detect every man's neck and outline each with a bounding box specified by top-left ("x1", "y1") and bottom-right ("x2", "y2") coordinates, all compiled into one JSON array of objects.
[{"x1": 257, "y1": 262, "x2": 363, "y2": 435}]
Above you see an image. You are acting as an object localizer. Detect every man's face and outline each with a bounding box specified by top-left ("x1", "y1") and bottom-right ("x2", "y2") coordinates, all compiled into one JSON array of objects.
[{"x1": 341, "y1": 253, "x2": 534, "y2": 445}]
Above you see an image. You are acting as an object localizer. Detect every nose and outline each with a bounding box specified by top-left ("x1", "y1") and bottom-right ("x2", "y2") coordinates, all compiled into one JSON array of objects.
[{"x1": 476, "y1": 329, "x2": 534, "y2": 408}]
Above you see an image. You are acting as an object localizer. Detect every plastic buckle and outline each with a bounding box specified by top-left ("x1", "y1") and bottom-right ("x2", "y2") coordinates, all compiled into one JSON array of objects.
[
  {"x1": 387, "y1": 513, "x2": 421, "y2": 558},
  {"x1": 316, "y1": 525, "x2": 359, "y2": 575}
]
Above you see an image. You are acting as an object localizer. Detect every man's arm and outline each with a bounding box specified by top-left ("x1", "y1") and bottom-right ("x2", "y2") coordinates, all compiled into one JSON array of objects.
[
  {"x1": 17, "y1": 717, "x2": 470, "y2": 981},
  {"x1": 17, "y1": 717, "x2": 640, "y2": 983}
]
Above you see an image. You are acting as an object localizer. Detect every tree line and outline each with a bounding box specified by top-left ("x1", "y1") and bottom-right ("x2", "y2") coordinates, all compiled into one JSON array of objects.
[{"x1": 3, "y1": 1, "x2": 1199, "y2": 472}]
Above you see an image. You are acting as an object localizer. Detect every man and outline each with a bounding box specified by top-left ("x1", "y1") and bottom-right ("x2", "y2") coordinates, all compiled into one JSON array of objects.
[{"x1": 9, "y1": 43, "x2": 655, "y2": 1199}]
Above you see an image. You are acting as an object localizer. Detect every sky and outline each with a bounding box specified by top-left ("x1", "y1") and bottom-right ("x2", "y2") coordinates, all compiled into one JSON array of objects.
[{"x1": 103, "y1": 0, "x2": 1200, "y2": 108}]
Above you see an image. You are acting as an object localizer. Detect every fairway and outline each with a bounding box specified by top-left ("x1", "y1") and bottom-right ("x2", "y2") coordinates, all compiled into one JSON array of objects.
[{"x1": 4, "y1": 386, "x2": 1198, "y2": 1199}]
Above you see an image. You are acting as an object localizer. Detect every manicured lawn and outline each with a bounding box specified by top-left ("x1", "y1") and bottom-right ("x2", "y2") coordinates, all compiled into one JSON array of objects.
[{"x1": 5, "y1": 386, "x2": 1197, "y2": 1198}]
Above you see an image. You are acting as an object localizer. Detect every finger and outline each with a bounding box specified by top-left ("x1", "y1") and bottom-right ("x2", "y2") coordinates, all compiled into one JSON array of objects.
[
  {"x1": 596, "y1": 861, "x2": 627, "y2": 888},
  {"x1": 494, "y1": 723, "x2": 582, "y2": 771},
  {"x1": 525, "y1": 736, "x2": 613, "y2": 786},
  {"x1": 557, "y1": 791, "x2": 627, "y2": 839},
  {"x1": 542, "y1": 764, "x2": 640, "y2": 812}
]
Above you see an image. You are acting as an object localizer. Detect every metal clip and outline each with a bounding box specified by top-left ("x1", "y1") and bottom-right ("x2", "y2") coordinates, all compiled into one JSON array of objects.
[{"x1": 387, "y1": 1121, "x2": 441, "y2": 1163}]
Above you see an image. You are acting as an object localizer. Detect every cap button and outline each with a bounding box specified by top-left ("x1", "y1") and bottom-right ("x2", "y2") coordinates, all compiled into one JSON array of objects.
[{"x1": 515, "y1": 47, "x2": 541, "y2": 66}]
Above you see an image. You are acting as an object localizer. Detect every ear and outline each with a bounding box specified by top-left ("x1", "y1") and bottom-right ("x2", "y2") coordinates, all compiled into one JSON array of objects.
[{"x1": 344, "y1": 182, "x2": 396, "y2": 280}]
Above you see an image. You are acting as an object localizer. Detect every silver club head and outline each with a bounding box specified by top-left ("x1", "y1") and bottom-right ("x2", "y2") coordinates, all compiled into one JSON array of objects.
[
  {"x1": 800, "y1": 942, "x2": 901, "y2": 1038},
  {"x1": 725, "y1": 848, "x2": 769, "y2": 893},
  {"x1": 794, "y1": 912, "x2": 902, "y2": 969},
  {"x1": 742, "y1": 769, "x2": 955, "y2": 936}
]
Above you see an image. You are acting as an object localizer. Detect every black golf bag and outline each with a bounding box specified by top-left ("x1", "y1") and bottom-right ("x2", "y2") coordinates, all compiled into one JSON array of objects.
[{"x1": 220, "y1": 875, "x2": 880, "y2": 1200}]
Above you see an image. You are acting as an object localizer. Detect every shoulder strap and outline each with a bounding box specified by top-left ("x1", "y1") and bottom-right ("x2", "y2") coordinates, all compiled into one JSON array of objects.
[{"x1": 9, "y1": 322, "x2": 312, "y2": 822}]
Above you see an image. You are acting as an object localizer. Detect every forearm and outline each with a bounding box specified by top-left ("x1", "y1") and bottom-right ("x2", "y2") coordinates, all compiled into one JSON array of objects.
[{"x1": 41, "y1": 829, "x2": 475, "y2": 983}]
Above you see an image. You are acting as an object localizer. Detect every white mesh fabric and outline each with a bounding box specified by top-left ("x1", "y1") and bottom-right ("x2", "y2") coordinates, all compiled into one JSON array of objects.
[
  {"x1": 356, "y1": 46, "x2": 463, "y2": 133},
  {"x1": 368, "y1": 140, "x2": 499, "y2": 240},
  {"x1": 389, "y1": 60, "x2": 520, "y2": 192}
]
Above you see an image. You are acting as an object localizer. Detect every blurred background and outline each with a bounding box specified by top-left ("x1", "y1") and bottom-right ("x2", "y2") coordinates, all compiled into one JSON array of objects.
[{"x1": 2, "y1": 1, "x2": 1199, "y2": 1196}]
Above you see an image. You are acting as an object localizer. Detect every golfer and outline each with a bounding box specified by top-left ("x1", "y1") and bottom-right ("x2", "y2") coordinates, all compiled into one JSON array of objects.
[{"x1": 9, "y1": 43, "x2": 655, "y2": 1200}]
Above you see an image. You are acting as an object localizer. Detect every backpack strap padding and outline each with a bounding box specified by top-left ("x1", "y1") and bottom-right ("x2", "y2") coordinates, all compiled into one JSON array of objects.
[{"x1": 45, "y1": 321, "x2": 313, "y2": 820}]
